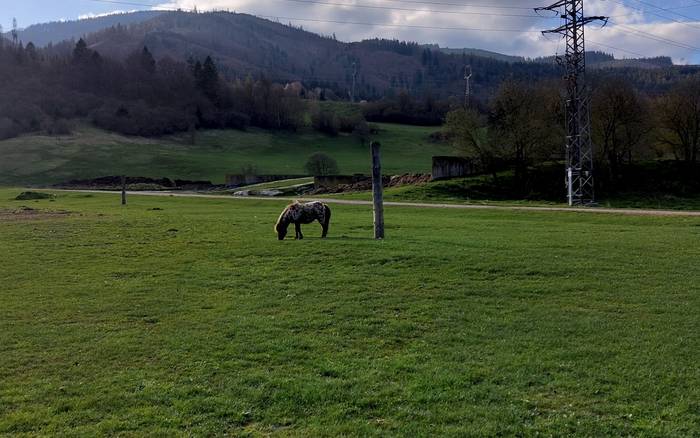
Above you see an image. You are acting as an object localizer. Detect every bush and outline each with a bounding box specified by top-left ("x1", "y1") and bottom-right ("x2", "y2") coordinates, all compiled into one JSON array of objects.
[
  {"x1": 353, "y1": 119, "x2": 370, "y2": 144},
  {"x1": 44, "y1": 119, "x2": 73, "y2": 136},
  {"x1": 311, "y1": 108, "x2": 340, "y2": 136},
  {"x1": 15, "y1": 191, "x2": 55, "y2": 200},
  {"x1": 0, "y1": 117, "x2": 20, "y2": 140},
  {"x1": 93, "y1": 102, "x2": 191, "y2": 136},
  {"x1": 304, "y1": 152, "x2": 339, "y2": 176},
  {"x1": 338, "y1": 113, "x2": 364, "y2": 133}
]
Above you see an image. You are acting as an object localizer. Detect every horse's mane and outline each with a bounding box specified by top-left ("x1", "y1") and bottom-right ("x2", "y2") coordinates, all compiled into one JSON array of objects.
[{"x1": 274, "y1": 201, "x2": 300, "y2": 232}]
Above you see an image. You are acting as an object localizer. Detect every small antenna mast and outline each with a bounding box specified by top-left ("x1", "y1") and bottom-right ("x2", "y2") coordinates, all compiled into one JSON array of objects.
[{"x1": 463, "y1": 65, "x2": 472, "y2": 109}]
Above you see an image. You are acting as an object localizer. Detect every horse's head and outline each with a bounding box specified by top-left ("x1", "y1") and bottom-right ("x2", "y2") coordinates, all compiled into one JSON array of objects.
[{"x1": 275, "y1": 221, "x2": 288, "y2": 240}]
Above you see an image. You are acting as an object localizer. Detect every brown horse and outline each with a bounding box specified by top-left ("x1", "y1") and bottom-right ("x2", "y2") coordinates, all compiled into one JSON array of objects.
[{"x1": 275, "y1": 201, "x2": 331, "y2": 240}]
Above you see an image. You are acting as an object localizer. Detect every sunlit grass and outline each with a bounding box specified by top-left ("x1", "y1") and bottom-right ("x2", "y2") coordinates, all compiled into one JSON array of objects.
[{"x1": 1, "y1": 188, "x2": 698, "y2": 435}]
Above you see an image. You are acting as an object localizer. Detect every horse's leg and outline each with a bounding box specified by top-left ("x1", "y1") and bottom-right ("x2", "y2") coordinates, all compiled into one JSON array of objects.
[
  {"x1": 321, "y1": 206, "x2": 330, "y2": 238},
  {"x1": 295, "y1": 222, "x2": 303, "y2": 240},
  {"x1": 320, "y1": 218, "x2": 328, "y2": 238}
]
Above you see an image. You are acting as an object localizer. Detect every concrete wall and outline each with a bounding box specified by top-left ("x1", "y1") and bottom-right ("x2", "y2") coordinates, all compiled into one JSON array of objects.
[{"x1": 431, "y1": 156, "x2": 474, "y2": 180}]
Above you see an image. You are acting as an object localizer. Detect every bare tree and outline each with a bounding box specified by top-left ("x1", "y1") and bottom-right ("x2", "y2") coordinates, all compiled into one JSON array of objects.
[
  {"x1": 656, "y1": 77, "x2": 700, "y2": 163},
  {"x1": 445, "y1": 108, "x2": 497, "y2": 179},
  {"x1": 490, "y1": 80, "x2": 563, "y2": 181},
  {"x1": 592, "y1": 79, "x2": 651, "y2": 178}
]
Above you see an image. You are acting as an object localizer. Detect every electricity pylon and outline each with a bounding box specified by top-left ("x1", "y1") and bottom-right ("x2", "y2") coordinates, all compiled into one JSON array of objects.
[
  {"x1": 463, "y1": 65, "x2": 472, "y2": 109},
  {"x1": 12, "y1": 18, "x2": 18, "y2": 45},
  {"x1": 535, "y1": 0, "x2": 606, "y2": 206}
]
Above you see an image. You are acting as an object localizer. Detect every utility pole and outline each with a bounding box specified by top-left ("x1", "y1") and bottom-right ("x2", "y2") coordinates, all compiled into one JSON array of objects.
[
  {"x1": 463, "y1": 65, "x2": 472, "y2": 109},
  {"x1": 535, "y1": 0, "x2": 606, "y2": 206},
  {"x1": 370, "y1": 141, "x2": 384, "y2": 239},
  {"x1": 121, "y1": 175, "x2": 127, "y2": 206},
  {"x1": 351, "y1": 62, "x2": 358, "y2": 103}
]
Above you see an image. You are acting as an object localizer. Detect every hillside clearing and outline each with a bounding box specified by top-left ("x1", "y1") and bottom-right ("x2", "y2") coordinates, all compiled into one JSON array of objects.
[
  {"x1": 1, "y1": 189, "x2": 698, "y2": 435},
  {"x1": 0, "y1": 123, "x2": 450, "y2": 187}
]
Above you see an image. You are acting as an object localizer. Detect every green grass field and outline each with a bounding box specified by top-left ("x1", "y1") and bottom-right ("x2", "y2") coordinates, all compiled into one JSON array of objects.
[
  {"x1": 330, "y1": 174, "x2": 700, "y2": 211},
  {"x1": 1, "y1": 189, "x2": 698, "y2": 435},
  {"x1": 0, "y1": 123, "x2": 451, "y2": 187}
]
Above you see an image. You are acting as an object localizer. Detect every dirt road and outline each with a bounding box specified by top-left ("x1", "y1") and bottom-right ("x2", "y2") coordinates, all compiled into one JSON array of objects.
[{"x1": 51, "y1": 189, "x2": 700, "y2": 217}]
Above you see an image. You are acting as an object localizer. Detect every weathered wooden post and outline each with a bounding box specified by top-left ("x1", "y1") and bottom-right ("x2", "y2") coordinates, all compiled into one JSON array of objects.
[
  {"x1": 121, "y1": 175, "x2": 127, "y2": 206},
  {"x1": 371, "y1": 141, "x2": 384, "y2": 239}
]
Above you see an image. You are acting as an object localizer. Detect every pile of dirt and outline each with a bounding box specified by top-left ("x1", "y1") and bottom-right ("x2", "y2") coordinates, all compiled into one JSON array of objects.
[
  {"x1": 387, "y1": 174, "x2": 432, "y2": 186},
  {"x1": 0, "y1": 206, "x2": 70, "y2": 221},
  {"x1": 14, "y1": 191, "x2": 55, "y2": 201},
  {"x1": 54, "y1": 176, "x2": 221, "y2": 191},
  {"x1": 310, "y1": 173, "x2": 430, "y2": 194}
]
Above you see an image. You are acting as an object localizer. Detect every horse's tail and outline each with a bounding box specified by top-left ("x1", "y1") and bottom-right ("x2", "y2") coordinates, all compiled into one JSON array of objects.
[{"x1": 322, "y1": 204, "x2": 331, "y2": 238}]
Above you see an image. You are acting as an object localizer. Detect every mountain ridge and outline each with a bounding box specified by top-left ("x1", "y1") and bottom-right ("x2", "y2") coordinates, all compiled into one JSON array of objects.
[{"x1": 6, "y1": 10, "x2": 698, "y2": 100}]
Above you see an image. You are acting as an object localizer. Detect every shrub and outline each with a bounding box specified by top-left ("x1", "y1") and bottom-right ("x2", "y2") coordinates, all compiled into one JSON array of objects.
[
  {"x1": 0, "y1": 117, "x2": 20, "y2": 140},
  {"x1": 15, "y1": 191, "x2": 55, "y2": 200},
  {"x1": 304, "y1": 152, "x2": 339, "y2": 176},
  {"x1": 45, "y1": 119, "x2": 73, "y2": 136},
  {"x1": 311, "y1": 107, "x2": 340, "y2": 136}
]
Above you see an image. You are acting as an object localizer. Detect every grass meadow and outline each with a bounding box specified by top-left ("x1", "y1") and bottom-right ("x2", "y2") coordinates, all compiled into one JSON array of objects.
[
  {"x1": 1, "y1": 189, "x2": 699, "y2": 435},
  {"x1": 0, "y1": 123, "x2": 450, "y2": 187}
]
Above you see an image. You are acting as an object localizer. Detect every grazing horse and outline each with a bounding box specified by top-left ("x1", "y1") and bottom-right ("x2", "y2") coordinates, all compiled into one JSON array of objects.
[{"x1": 275, "y1": 201, "x2": 331, "y2": 240}]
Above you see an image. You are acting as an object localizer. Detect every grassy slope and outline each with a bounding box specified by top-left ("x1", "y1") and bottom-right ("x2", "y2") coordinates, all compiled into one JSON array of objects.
[
  {"x1": 0, "y1": 123, "x2": 451, "y2": 187},
  {"x1": 1, "y1": 189, "x2": 699, "y2": 435},
  {"x1": 330, "y1": 175, "x2": 700, "y2": 210}
]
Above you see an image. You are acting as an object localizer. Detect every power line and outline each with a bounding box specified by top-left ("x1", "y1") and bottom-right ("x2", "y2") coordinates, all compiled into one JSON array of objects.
[
  {"x1": 380, "y1": 0, "x2": 550, "y2": 11},
  {"x1": 85, "y1": 0, "x2": 165, "y2": 7},
  {"x1": 626, "y1": 0, "x2": 700, "y2": 24},
  {"x1": 607, "y1": 0, "x2": 700, "y2": 32},
  {"x1": 279, "y1": 0, "x2": 556, "y2": 19},
  {"x1": 260, "y1": 14, "x2": 543, "y2": 32},
  {"x1": 83, "y1": 0, "x2": 544, "y2": 32},
  {"x1": 603, "y1": 20, "x2": 700, "y2": 52},
  {"x1": 586, "y1": 39, "x2": 647, "y2": 57},
  {"x1": 83, "y1": 0, "x2": 699, "y2": 57}
]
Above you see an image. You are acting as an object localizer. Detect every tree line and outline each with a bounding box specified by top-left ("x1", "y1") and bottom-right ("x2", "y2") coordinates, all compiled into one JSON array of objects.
[
  {"x1": 0, "y1": 38, "x2": 305, "y2": 139},
  {"x1": 445, "y1": 75, "x2": 700, "y2": 197}
]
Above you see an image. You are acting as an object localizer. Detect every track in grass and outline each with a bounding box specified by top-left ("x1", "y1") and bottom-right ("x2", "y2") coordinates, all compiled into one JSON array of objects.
[{"x1": 1, "y1": 189, "x2": 698, "y2": 435}]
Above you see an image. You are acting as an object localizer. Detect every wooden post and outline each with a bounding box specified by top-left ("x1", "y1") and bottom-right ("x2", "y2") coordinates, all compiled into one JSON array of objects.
[
  {"x1": 371, "y1": 141, "x2": 384, "y2": 239},
  {"x1": 121, "y1": 175, "x2": 127, "y2": 206}
]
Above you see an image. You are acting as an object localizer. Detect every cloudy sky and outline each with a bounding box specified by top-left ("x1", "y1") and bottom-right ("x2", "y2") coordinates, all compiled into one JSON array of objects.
[{"x1": 4, "y1": 0, "x2": 700, "y2": 63}]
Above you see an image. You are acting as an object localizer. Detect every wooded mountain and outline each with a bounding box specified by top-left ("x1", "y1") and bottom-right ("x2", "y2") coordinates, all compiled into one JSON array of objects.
[
  {"x1": 11, "y1": 10, "x2": 696, "y2": 100},
  {"x1": 11, "y1": 11, "x2": 163, "y2": 47}
]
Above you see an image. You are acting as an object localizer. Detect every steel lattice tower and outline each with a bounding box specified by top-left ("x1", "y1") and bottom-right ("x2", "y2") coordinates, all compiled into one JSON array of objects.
[{"x1": 535, "y1": 0, "x2": 606, "y2": 206}]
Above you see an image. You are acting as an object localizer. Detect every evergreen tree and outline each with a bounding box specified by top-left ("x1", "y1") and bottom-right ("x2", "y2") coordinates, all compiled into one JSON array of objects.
[
  {"x1": 140, "y1": 46, "x2": 156, "y2": 74},
  {"x1": 73, "y1": 38, "x2": 90, "y2": 63},
  {"x1": 196, "y1": 56, "x2": 219, "y2": 101}
]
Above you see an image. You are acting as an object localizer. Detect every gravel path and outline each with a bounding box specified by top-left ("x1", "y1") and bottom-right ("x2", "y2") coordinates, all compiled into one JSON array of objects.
[{"x1": 51, "y1": 189, "x2": 700, "y2": 217}]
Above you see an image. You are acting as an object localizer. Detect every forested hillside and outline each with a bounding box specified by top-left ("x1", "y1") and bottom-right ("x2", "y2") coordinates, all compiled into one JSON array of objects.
[
  {"x1": 9, "y1": 10, "x2": 698, "y2": 102},
  {"x1": 1, "y1": 9, "x2": 699, "y2": 193},
  {"x1": 9, "y1": 11, "x2": 163, "y2": 47}
]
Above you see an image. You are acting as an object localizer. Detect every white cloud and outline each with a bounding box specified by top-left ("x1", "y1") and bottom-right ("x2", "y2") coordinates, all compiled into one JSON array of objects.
[
  {"x1": 78, "y1": 10, "x2": 136, "y2": 20},
  {"x1": 151, "y1": 0, "x2": 700, "y2": 62}
]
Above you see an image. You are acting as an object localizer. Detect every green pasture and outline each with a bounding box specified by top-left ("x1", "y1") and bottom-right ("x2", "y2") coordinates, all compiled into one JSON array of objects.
[
  {"x1": 0, "y1": 189, "x2": 698, "y2": 435},
  {"x1": 331, "y1": 174, "x2": 700, "y2": 211},
  {"x1": 0, "y1": 123, "x2": 450, "y2": 187}
]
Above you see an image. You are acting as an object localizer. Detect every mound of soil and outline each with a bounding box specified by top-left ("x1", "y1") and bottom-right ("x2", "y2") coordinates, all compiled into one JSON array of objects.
[
  {"x1": 0, "y1": 206, "x2": 70, "y2": 221},
  {"x1": 15, "y1": 191, "x2": 55, "y2": 200},
  {"x1": 310, "y1": 174, "x2": 430, "y2": 194}
]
